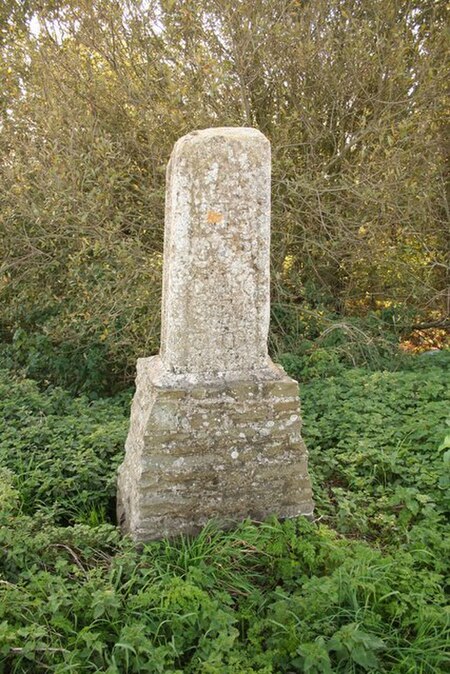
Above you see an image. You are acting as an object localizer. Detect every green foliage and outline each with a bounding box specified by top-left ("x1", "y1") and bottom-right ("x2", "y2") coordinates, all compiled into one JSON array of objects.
[
  {"x1": 295, "y1": 351, "x2": 450, "y2": 565},
  {"x1": 1, "y1": 509, "x2": 448, "y2": 672},
  {"x1": 0, "y1": 352, "x2": 449, "y2": 672},
  {"x1": 0, "y1": 328, "x2": 121, "y2": 396},
  {"x1": 0, "y1": 371, "x2": 129, "y2": 523}
]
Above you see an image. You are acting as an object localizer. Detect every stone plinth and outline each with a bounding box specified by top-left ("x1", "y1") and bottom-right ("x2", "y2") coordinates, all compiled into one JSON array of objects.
[
  {"x1": 117, "y1": 357, "x2": 312, "y2": 540},
  {"x1": 117, "y1": 127, "x2": 313, "y2": 541}
]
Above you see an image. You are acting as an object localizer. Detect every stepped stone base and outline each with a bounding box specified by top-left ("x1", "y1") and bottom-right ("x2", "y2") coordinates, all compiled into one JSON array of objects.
[{"x1": 117, "y1": 356, "x2": 313, "y2": 541}]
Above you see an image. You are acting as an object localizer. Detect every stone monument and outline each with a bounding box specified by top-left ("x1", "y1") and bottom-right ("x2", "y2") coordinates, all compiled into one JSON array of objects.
[{"x1": 117, "y1": 127, "x2": 313, "y2": 541}]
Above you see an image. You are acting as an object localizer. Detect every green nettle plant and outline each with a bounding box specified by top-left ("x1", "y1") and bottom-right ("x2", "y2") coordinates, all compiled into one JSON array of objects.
[{"x1": 0, "y1": 351, "x2": 449, "y2": 672}]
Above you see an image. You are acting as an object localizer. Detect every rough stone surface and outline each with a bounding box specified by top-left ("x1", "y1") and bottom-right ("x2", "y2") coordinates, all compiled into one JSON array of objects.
[
  {"x1": 161, "y1": 127, "x2": 271, "y2": 375},
  {"x1": 117, "y1": 127, "x2": 313, "y2": 541}
]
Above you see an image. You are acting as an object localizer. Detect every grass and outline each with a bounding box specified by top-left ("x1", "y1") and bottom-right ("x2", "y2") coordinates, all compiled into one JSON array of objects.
[{"x1": 0, "y1": 350, "x2": 449, "y2": 672}]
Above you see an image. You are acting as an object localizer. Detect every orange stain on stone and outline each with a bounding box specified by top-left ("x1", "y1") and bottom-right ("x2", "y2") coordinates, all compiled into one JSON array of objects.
[{"x1": 207, "y1": 210, "x2": 223, "y2": 224}]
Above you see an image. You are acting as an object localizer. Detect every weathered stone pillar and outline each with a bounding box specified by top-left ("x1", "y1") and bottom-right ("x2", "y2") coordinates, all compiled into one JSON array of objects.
[{"x1": 117, "y1": 127, "x2": 313, "y2": 541}]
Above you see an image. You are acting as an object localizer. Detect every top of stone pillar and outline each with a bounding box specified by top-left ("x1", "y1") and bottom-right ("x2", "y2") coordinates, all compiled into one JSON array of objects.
[{"x1": 160, "y1": 127, "x2": 271, "y2": 376}]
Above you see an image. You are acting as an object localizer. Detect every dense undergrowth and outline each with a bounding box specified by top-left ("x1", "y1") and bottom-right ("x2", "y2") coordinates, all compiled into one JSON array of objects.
[{"x1": 0, "y1": 351, "x2": 449, "y2": 673}]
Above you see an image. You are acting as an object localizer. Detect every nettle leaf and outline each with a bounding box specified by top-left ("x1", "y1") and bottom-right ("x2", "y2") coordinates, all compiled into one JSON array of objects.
[
  {"x1": 351, "y1": 643, "x2": 380, "y2": 669},
  {"x1": 297, "y1": 638, "x2": 333, "y2": 673},
  {"x1": 328, "y1": 623, "x2": 385, "y2": 670},
  {"x1": 358, "y1": 632, "x2": 386, "y2": 651},
  {"x1": 328, "y1": 633, "x2": 346, "y2": 658}
]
